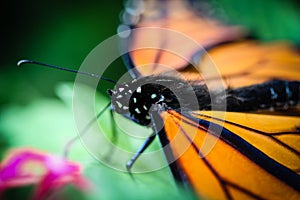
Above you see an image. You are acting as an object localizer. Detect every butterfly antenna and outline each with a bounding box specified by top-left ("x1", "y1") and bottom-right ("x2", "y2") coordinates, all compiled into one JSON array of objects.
[
  {"x1": 17, "y1": 59, "x2": 116, "y2": 84},
  {"x1": 63, "y1": 102, "x2": 111, "y2": 158}
]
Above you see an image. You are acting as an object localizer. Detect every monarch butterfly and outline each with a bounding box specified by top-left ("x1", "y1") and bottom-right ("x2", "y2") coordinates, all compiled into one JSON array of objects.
[
  {"x1": 113, "y1": 0, "x2": 300, "y2": 199},
  {"x1": 18, "y1": 0, "x2": 300, "y2": 199}
]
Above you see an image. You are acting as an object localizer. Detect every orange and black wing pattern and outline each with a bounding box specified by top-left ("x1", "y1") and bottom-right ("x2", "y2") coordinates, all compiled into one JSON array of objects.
[
  {"x1": 120, "y1": 0, "x2": 300, "y2": 199},
  {"x1": 121, "y1": 0, "x2": 244, "y2": 78},
  {"x1": 162, "y1": 110, "x2": 300, "y2": 199}
]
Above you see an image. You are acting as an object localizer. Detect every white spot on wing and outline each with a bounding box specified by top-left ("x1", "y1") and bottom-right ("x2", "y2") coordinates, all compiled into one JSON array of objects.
[
  {"x1": 136, "y1": 87, "x2": 141, "y2": 93},
  {"x1": 123, "y1": 106, "x2": 129, "y2": 110},
  {"x1": 133, "y1": 97, "x2": 137, "y2": 103},
  {"x1": 143, "y1": 105, "x2": 148, "y2": 110},
  {"x1": 145, "y1": 115, "x2": 151, "y2": 120}
]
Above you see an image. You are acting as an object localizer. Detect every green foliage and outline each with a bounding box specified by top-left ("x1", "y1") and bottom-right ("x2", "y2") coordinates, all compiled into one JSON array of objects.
[
  {"x1": 2, "y1": 185, "x2": 34, "y2": 200},
  {"x1": 85, "y1": 163, "x2": 196, "y2": 200},
  {"x1": 215, "y1": 0, "x2": 300, "y2": 42}
]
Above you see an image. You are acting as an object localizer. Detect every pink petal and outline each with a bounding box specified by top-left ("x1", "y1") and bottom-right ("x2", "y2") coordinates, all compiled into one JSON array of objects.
[{"x1": 0, "y1": 148, "x2": 92, "y2": 199}]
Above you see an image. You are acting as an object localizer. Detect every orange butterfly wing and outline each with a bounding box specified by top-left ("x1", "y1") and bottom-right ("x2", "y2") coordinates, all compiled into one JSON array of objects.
[
  {"x1": 124, "y1": 0, "x2": 244, "y2": 77},
  {"x1": 184, "y1": 40, "x2": 300, "y2": 88},
  {"x1": 194, "y1": 111, "x2": 300, "y2": 173},
  {"x1": 162, "y1": 111, "x2": 300, "y2": 200}
]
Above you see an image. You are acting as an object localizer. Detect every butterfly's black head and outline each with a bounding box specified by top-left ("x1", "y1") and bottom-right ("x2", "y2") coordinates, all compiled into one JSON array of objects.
[
  {"x1": 108, "y1": 78, "x2": 158, "y2": 126},
  {"x1": 108, "y1": 83, "x2": 133, "y2": 115},
  {"x1": 108, "y1": 76, "x2": 185, "y2": 126}
]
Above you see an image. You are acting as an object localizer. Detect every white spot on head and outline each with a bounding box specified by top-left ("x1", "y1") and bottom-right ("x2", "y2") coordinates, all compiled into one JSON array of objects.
[
  {"x1": 128, "y1": 90, "x2": 132, "y2": 94},
  {"x1": 123, "y1": 106, "x2": 129, "y2": 110},
  {"x1": 158, "y1": 95, "x2": 165, "y2": 102},
  {"x1": 110, "y1": 90, "x2": 117, "y2": 95},
  {"x1": 135, "y1": 108, "x2": 141, "y2": 114},
  {"x1": 151, "y1": 94, "x2": 157, "y2": 99},
  {"x1": 133, "y1": 97, "x2": 137, "y2": 103},
  {"x1": 116, "y1": 95, "x2": 123, "y2": 99},
  {"x1": 116, "y1": 101, "x2": 122, "y2": 108},
  {"x1": 136, "y1": 87, "x2": 141, "y2": 93},
  {"x1": 119, "y1": 88, "x2": 125, "y2": 92},
  {"x1": 143, "y1": 105, "x2": 148, "y2": 110}
]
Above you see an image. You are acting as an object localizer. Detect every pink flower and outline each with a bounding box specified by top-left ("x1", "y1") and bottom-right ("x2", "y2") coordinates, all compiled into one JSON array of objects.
[{"x1": 0, "y1": 148, "x2": 91, "y2": 199}]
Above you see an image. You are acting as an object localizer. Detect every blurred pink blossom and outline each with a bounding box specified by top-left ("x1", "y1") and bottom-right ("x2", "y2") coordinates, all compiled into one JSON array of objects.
[{"x1": 0, "y1": 148, "x2": 91, "y2": 199}]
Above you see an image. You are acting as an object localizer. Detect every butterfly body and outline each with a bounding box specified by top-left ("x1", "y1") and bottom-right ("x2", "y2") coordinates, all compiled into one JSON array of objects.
[
  {"x1": 109, "y1": 77, "x2": 300, "y2": 126},
  {"x1": 226, "y1": 80, "x2": 300, "y2": 111}
]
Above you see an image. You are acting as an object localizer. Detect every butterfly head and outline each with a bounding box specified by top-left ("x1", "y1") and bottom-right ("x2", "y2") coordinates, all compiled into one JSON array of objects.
[
  {"x1": 108, "y1": 78, "x2": 170, "y2": 126},
  {"x1": 108, "y1": 82, "x2": 132, "y2": 115}
]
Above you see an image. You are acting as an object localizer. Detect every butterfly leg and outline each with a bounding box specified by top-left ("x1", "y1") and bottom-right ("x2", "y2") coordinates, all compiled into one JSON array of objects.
[
  {"x1": 109, "y1": 108, "x2": 117, "y2": 143},
  {"x1": 126, "y1": 104, "x2": 165, "y2": 172},
  {"x1": 63, "y1": 102, "x2": 111, "y2": 158},
  {"x1": 100, "y1": 105, "x2": 120, "y2": 162},
  {"x1": 126, "y1": 133, "x2": 156, "y2": 172}
]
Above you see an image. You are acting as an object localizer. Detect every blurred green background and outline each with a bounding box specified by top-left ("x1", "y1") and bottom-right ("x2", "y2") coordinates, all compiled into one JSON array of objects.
[
  {"x1": 0, "y1": 0, "x2": 128, "y2": 154},
  {"x1": 0, "y1": 0, "x2": 299, "y2": 199}
]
